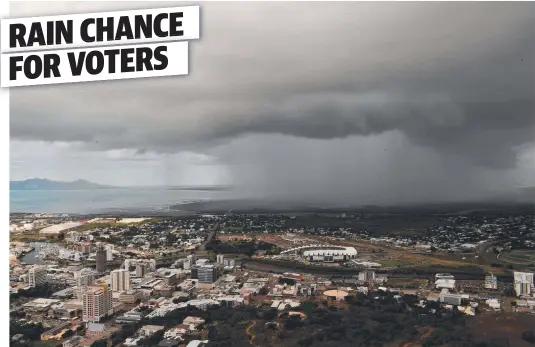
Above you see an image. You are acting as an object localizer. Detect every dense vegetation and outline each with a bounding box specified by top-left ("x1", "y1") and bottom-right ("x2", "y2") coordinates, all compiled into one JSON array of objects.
[
  {"x1": 10, "y1": 283, "x2": 57, "y2": 299},
  {"x1": 10, "y1": 321, "x2": 44, "y2": 345},
  {"x1": 522, "y1": 331, "x2": 535, "y2": 344},
  {"x1": 204, "y1": 292, "x2": 513, "y2": 347}
]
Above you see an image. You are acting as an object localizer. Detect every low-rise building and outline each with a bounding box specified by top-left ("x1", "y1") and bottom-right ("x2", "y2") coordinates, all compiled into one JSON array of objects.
[{"x1": 139, "y1": 325, "x2": 165, "y2": 337}]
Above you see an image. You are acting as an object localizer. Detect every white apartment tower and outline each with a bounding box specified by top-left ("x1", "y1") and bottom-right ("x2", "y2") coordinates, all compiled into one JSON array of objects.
[
  {"x1": 514, "y1": 271, "x2": 534, "y2": 297},
  {"x1": 105, "y1": 245, "x2": 114, "y2": 261},
  {"x1": 28, "y1": 265, "x2": 47, "y2": 288},
  {"x1": 111, "y1": 269, "x2": 131, "y2": 292},
  {"x1": 216, "y1": 254, "x2": 225, "y2": 265}
]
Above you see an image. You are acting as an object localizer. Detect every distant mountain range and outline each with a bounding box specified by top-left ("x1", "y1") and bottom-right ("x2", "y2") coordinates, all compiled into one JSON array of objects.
[
  {"x1": 9, "y1": 178, "x2": 233, "y2": 191},
  {"x1": 10, "y1": 178, "x2": 112, "y2": 190}
]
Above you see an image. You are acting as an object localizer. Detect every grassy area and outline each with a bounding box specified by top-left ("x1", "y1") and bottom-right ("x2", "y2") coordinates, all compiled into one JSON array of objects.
[
  {"x1": 387, "y1": 278, "x2": 428, "y2": 288},
  {"x1": 74, "y1": 222, "x2": 116, "y2": 232},
  {"x1": 10, "y1": 232, "x2": 45, "y2": 242},
  {"x1": 500, "y1": 250, "x2": 535, "y2": 265},
  {"x1": 379, "y1": 259, "x2": 412, "y2": 267}
]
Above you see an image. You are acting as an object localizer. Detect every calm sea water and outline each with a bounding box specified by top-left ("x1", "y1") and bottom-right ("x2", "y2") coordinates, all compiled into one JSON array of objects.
[{"x1": 10, "y1": 189, "x2": 236, "y2": 214}]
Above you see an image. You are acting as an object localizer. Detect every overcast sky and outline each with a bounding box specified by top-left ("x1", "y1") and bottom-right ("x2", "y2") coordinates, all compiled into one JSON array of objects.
[{"x1": 10, "y1": 2, "x2": 535, "y2": 204}]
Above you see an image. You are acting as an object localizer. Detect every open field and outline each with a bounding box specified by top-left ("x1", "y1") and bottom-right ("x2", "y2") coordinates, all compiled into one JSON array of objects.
[
  {"x1": 10, "y1": 232, "x2": 45, "y2": 242},
  {"x1": 477, "y1": 242, "x2": 535, "y2": 271},
  {"x1": 226, "y1": 233, "x2": 517, "y2": 278},
  {"x1": 499, "y1": 250, "x2": 535, "y2": 265},
  {"x1": 385, "y1": 278, "x2": 429, "y2": 289}
]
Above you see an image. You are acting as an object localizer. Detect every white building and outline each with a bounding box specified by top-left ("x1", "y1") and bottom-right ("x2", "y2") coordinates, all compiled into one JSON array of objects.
[
  {"x1": 358, "y1": 271, "x2": 376, "y2": 282},
  {"x1": 68, "y1": 231, "x2": 81, "y2": 243},
  {"x1": 435, "y1": 273, "x2": 455, "y2": 280},
  {"x1": 435, "y1": 278, "x2": 456, "y2": 290},
  {"x1": 223, "y1": 258, "x2": 236, "y2": 267},
  {"x1": 486, "y1": 299, "x2": 501, "y2": 310},
  {"x1": 216, "y1": 254, "x2": 225, "y2": 265},
  {"x1": 124, "y1": 259, "x2": 156, "y2": 272},
  {"x1": 111, "y1": 269, "x2": 132, "y2": 292},
  {"x1": 28, "y1": 265, "x2": 47, "y2": 288},
  {"x1": 303, "y1": 247, "x2": 357, "y2": 262},
  {"x1": 105, "y1": 245, "x2": 114, "y2": 261},
  {"x1": 485, "y1": 274, "x2": 498, "y2": 290},
  {"x1": 514, "y1": 271, "x2": 534, "y2": 286},
  {"x1": 514, "y1": 271, "x2": 534, "y2": 297}
]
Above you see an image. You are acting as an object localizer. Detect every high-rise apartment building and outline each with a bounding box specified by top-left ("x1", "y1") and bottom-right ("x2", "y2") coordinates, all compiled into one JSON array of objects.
[
  {"x1": 105, "y1": 245, "x2": 114, "y2": 261},
  {"x1": 28, "y1": 265, "x2": 47, "y2": 288},
  {"x1": 111, "y1": 269, "x2": 131, "y2": 292},
  {"x1": 136, "y1": 263, "x2": 149, "y2": 278},
  {"x1": 223, "y1": 258, "x2": 236, "y2": 267},
  {"x1": 514, "y1": 271, "x2": 534, "y2": 297},
  {"x1": 216, "y1": 254, "x2": 225, "y2": 264},
  {"x1": 82, "y1": 283, "x2": 113, "y2": 323},
  {"x1": 79, "y1": 242, "x2": 94, "y2": 254}
]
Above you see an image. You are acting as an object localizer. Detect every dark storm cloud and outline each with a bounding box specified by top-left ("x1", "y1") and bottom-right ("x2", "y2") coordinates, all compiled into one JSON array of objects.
[{"x1": 9, "y1": 2, "x2": 535, "y2": 200}]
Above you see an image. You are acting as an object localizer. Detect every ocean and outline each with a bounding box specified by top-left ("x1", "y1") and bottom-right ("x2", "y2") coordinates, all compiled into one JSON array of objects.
[{"x1": 10, "y1": 188, "x2": 236, "y2": 214}]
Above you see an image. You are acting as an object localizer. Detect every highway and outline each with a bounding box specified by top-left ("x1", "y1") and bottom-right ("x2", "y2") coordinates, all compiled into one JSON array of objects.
[{"x1": 199, "y1": 222, "x2": 220, "y2": 251}]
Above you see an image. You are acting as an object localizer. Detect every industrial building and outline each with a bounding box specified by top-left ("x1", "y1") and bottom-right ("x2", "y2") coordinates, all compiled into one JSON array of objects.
[{"x1": 435, "y1": 273, "x2": 455, "y2": 290}]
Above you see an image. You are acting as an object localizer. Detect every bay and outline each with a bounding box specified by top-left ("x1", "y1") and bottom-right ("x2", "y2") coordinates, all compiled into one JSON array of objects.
[{"x1": 10, "y1": 188, "x2": 237, "y2": 214}]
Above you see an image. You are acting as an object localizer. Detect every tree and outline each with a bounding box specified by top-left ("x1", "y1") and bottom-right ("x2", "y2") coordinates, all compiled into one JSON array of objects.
[
  {"x1": 90, "y1": 339, "x2": 107, "y2": 347},
  {"x1": 258, "y1": 287, "x2": 269, "y2": 295},
  {"x1": 62, "y1": 329, "x2": 74, "y2": 339},
  {"x1": 10, "y1": 321, "x2": 44, "y2": 341},
  {"x1": 522, "y1": 331, "x2": 535, "y2": 344}
]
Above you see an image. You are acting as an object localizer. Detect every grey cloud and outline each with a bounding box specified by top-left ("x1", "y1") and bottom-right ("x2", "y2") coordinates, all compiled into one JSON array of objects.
[{"x1": 9, "y1": 2, "x2": 535, "y2": 202}]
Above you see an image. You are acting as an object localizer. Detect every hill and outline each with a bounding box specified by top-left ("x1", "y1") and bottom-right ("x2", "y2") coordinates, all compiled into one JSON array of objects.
[{"x1": 10, "y1": 178, "x2": 112, "y2": 190}]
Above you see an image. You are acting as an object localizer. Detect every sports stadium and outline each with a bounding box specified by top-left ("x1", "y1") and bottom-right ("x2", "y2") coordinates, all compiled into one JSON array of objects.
[{"x1": 278, "y1": 244, "x2": 358, "y2": 263}]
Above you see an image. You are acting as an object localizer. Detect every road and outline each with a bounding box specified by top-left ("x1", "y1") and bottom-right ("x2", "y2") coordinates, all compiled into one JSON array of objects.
[{"x1": 199, "y1": 222, "x2": 220, "y2": 251}]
